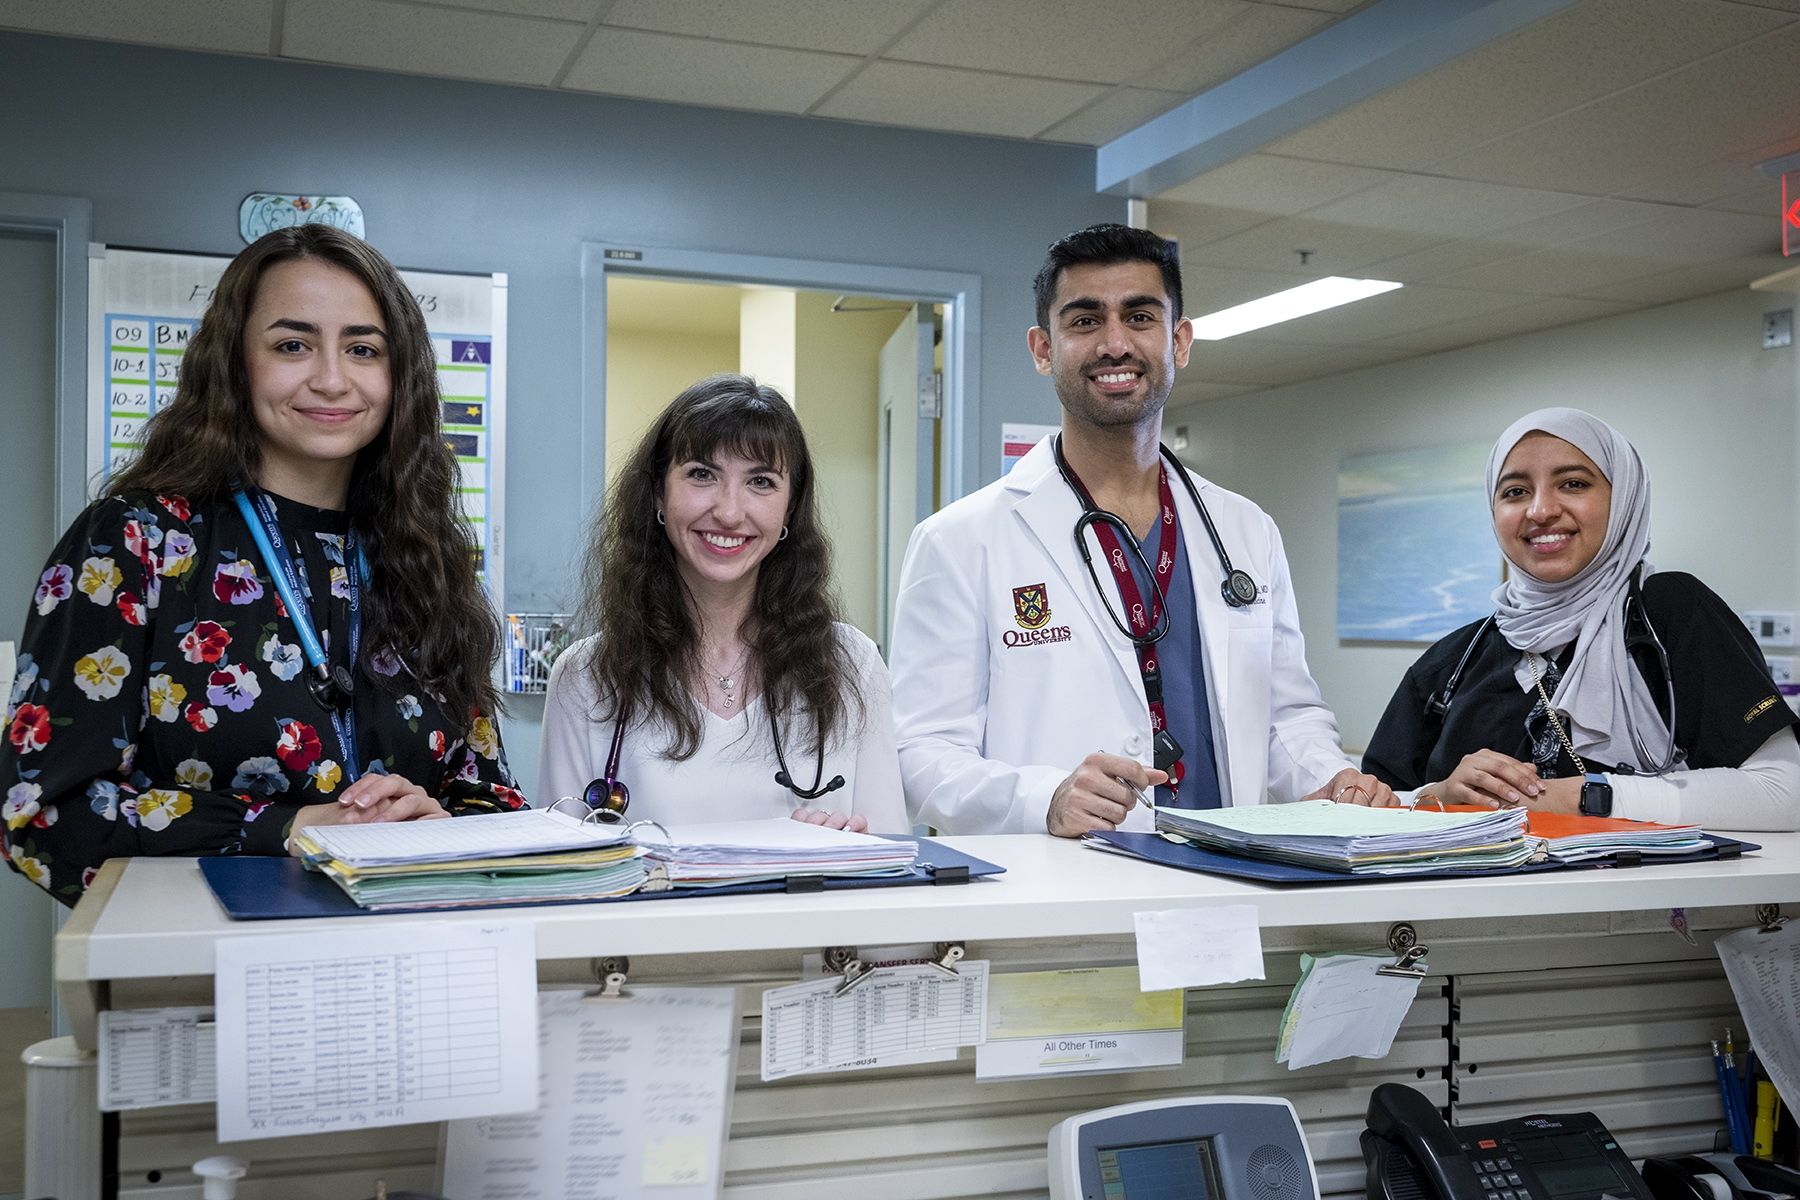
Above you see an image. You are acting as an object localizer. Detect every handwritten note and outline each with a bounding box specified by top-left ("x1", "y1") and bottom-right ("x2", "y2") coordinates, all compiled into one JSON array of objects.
[
  {"x1": 1716, "y1": 921, "x2": 1800, "y2": 1114},
  {"x1": 99, "y1": 1006, "x2": 216, "y2": 1111},
  {"x1": 761, "y1": 962, "x2": 988, "y2": 1081},
  {"x1": 1277, "y1": 953, "x2": 1423, "y2": 1070},
  {"x1": 212, "y1": 922, "x2": 538, "y2": 1142},
  {"x1": 1133, "y1": 905, "x2": 1265, "y2": 991},
  {"x1": 442, "y1": 986, "x2": 739, "y2": 1199}
]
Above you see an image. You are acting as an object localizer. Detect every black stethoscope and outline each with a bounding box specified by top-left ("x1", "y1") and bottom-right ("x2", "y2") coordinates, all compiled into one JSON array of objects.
[
  {"x1": 581, "y1": 704, "x2": 845, "y2": 821},
  {"x1": 1050, "y1": 435, "x2": 1259, "y2": 645},
  {"x1": 1424, "y1": 567, "x2": 1680, "y2": 774}
]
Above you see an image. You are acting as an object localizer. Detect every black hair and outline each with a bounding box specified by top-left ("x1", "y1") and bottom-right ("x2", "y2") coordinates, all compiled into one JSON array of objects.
[{"x1": 1033, "y1": 223, "x2": 1183, "y2": 330}]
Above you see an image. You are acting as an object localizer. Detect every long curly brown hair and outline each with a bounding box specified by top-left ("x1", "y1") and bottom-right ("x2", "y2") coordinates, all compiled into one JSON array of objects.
[
  {"x1": 579, "y1": 374, "x2": 861, "y2": 759},
  {"x1": 106, "y1": 225, "x2": 499, "y2": 721}
]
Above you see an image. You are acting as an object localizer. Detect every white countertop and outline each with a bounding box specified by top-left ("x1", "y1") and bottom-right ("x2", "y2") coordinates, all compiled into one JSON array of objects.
[{"x1": 61, "y1": 832, "x2": 1800, "y2": 985}]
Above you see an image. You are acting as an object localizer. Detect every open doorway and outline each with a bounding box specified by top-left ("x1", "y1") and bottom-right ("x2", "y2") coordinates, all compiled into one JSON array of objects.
[{"x1": 603, "y1": 275, "x2": 943, "y2": 651}]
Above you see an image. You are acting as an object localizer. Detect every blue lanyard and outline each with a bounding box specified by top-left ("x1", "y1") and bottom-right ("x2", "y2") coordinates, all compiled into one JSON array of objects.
[{"x1": 231, "y1": 489, "x2": 368, "y2": 780}]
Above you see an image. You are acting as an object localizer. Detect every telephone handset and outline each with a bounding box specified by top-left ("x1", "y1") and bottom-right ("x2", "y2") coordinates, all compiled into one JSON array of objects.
[
  {"x1": 1362, "y1": 1083, "x2": 1656, "y2": 1200},
  {"x1": 1364, "y1": 1083, "x2": 1489, "y2": 1200}
]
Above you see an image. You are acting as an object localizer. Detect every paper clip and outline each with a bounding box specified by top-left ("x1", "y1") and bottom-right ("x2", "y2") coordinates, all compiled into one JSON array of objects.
[
  {"x1": 1754, "y1": 903, "x2": 1787, "y2": 935},
  {"x1": 927, "y1": 942, "x2": 966, "y2": 978},
  {"x1": 1377, "y1": 922, "x2": 1430, "y2": 978},
  {"x1": 585, "y1": 956, "x2": 631, "y2": 1000}
]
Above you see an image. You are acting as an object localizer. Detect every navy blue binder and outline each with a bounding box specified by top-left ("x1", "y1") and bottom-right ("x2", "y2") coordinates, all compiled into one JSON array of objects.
[
  {"x1": 198, "y1": 835, "x2": 1004, "y2": 920},
  {"x1": 1087, "y1": 830, "x2": 1757, "y2": 885}
]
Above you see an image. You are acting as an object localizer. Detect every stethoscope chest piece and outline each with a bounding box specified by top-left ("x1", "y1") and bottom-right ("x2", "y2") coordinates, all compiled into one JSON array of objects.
[
  {"x1": 584, "y1": 776, "x2": 631, "y2": 822},
  {"x1": 1222, "y1": 569, "x2": 1258, "y2": 608},
  {"x1": 306, "y1": 664, "x2": 356, "y2": 712}
]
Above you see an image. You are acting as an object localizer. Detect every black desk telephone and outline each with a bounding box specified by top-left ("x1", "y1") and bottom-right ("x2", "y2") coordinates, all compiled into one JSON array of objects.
[{"x1": 1362, "y1": 1083, "x2": 1655, "y2": 1200}]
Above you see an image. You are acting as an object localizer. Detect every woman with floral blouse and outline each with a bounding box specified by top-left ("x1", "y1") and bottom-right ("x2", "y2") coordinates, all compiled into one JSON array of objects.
[{"x1": 3, "y1": 225, "x2": 524, "y2": 904}]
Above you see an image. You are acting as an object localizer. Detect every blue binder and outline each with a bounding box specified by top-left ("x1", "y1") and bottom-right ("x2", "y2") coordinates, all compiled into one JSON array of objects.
[
  {"x1": 198, "y1": 835, "x2": 1005, "y2": 920},
  {"x1": 1087, "y1": 830, "x2": 1757, "y2": 885}
]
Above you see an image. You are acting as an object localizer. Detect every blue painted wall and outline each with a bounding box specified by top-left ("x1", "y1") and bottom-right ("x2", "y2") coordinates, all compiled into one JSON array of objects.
[{"x1": 3, "y1": 32, "x2": 1118, "y2": 794}]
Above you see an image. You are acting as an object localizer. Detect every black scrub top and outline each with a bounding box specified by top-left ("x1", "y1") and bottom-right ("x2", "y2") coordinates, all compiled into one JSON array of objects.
[{"x1": 1363, "y1": 572, "x2": 1799, "y2": 789}]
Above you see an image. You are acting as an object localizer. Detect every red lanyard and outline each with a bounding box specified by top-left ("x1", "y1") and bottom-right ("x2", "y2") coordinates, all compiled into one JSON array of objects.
[{"x1": 1063, "y1": 462, "x2": 1186, "y2": 796}]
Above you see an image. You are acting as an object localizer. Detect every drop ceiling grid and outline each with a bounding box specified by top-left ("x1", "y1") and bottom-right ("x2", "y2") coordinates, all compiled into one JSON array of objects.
[
  {"x1": 0, "y1": 0, "x2": 277, "y2": 55},
  {"x1": 282, "y1": 0, "x2": 588, "y2": 85},
  {"x1": 560, "y1": 27, "x2": 864, "y2": 113}
]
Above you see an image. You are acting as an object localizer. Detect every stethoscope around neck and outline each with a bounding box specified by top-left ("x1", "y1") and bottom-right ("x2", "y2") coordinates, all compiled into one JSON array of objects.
[
  {"x1": 1050, "y1": 434, "x2": 1259, "y2": 645},
  {"x1": 580, "y1": 702, "x2": 845, "y2": 821}
]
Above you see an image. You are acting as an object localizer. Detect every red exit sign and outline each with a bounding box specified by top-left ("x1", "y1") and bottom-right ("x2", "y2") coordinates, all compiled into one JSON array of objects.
[{"x1": 1787, "y1": 171, "x2": 1799, "y2": 256}]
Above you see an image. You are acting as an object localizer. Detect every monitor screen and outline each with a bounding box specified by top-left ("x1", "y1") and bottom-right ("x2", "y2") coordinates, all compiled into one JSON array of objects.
[{"x1": 1096, "y1": 1136, "x2": 1224, "y2": 1200}]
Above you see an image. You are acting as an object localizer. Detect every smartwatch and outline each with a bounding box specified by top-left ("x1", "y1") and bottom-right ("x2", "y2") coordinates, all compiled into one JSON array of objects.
[{"x1": 1579, "y1": 771, "x2": 1613, "y2": 817}]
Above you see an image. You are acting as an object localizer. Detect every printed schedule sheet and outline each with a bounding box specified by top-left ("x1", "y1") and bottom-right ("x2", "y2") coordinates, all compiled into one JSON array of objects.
[{"x1": 212, "y1": 922, "x2": 538, "y2": 1142}]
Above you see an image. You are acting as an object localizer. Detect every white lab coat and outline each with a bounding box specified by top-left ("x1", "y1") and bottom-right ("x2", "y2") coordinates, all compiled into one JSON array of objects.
[{"x1": 890, "y1": 436, "x2": 1352, "y2": 834}]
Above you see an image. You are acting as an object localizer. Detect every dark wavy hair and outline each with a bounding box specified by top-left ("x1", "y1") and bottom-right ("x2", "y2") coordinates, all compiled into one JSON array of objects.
[
  {"x1": 106, "y1": 224, "x2": 499, "y2": 721},
  {"x1": 579, "y1": 374, "x2": 860, "y2": 759},
  {"x1": 1033, "y1": 223, "x2": 1184, "y2": 330}
]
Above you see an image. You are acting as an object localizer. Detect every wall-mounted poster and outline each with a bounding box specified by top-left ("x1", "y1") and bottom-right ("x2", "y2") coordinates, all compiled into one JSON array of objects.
[{"x1": 1337, "y1": 444, "x2": 1496, "y2": 643}]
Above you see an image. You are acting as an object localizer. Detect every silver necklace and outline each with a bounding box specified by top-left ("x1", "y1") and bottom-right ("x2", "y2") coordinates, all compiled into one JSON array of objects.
[{"x1": 710, "y1": 649, "x2": 750, "y2": 711}]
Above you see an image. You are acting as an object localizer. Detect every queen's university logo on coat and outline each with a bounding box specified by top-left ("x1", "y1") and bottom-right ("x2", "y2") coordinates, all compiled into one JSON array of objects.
[{"x1": 1013, "y1": 583, "x2": 1051, "y2": 630}]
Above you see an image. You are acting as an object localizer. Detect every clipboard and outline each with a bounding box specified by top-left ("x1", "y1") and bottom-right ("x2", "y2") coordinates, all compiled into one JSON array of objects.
[
  {"x1": 198, "y1": 835, "x2": 1004, "y2": 920},
  {"x1": 1085, "y1": 830, "x2": 1759, "y2": 886}
]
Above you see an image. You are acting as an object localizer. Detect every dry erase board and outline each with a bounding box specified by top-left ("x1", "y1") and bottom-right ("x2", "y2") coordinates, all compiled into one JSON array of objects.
[{"x1": 85, "y1": 246, "x2": 509, "y2": 604}]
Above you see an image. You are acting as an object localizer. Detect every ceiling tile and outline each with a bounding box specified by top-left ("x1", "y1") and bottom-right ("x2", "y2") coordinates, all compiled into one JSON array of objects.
[
  {"x1": 1271, "y1": 283, "x2": 1528, "y2": 345},
  {"x1": 1573, "y1": 257, "x2": 1786, "y2": 304},
  {"x1": 1147, "y1": 3, "x2": 1334, "y2": 93},
  {"x1": 601, "y1": 0, "x2": 938, "y2": 56},
  {"x1": 564, "y1": 27, "x2": 859, "y2": 113},
  {"x1": 283, "y1": 0, "x2": 582, "y2": 84},
  {"x1": 1036, "y1": 87, "x2": 1189, "y2": 145},
  {"x1": 426, "y1": 0, "x2": 599, "y2": 21},
  {"x1": 1156, "y1": 154, "x2": 1405, "y2": 215},
  {"x1": 1305, "y1": 175, "x2": 1589, "y2": 239},
  {"x1": 1623, "y1": 157, "x2": 1792, "y2": 207},
  {"x1": 1186, "y1": 333, "x2": 1343, "y2": 386},
  {"x1": 1183, "y1": 263, "x2": 1318, "y2": 311},
  {"x1": 885, "y1": 0, "x2": 1250, "y2": 85},
  {"x1": 813, "y1": 60, "x2": 1105, "y2": 139},
  {"x1": 1703, "y1": 183, "x2": 1785, "y2": 217},
  {"x1": 1184, "y1": 216, "x2": 1439, "y2": 275},
  {"x1": 0, "y1": 0, "x2": 273, "y2": 54},
  {"x1": 1430, "y1": 247, "x2": 1675, "y2": 295},
  {"x1": 1371, "y1": 296, "x2": 1636, "y2": 353},
  {"x1": 1265, "y1": 0, "x2": 1791, "y2": 172},
  {"x1": 1559, "y1": 206, "x2": 1782, "y2": 264},
  {"x1": 1259, "y1": 0, "x2": 1377, "y2": 12},
  {"x1": 1149, "y1": 200, "x2": 1284, "y2": 250},
  {"x1": 1430, "y1": 22, "x2": 1800, "y2": 197},
  {"x1": 1359, "y1": 238, "x2": 1524, "y2": 284}
]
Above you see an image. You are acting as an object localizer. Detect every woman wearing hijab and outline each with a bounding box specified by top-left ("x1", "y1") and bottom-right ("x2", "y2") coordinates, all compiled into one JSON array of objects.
[{"x1": 1360, "y1": 408, "x2": 1799, "y2": 829}]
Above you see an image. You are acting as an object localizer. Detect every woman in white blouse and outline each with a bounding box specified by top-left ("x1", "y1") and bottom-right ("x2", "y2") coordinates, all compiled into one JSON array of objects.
[{"x1": 538, "y1": 374, "x2": 908, "y2": 832}]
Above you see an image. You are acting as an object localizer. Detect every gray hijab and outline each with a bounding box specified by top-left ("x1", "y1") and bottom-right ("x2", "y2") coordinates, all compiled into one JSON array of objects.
[{"x1": 1486, "y1": 407, "x2": 1676, "y2": 774}]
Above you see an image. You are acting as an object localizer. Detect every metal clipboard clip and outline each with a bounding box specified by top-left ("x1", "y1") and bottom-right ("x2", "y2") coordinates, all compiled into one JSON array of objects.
[
  {"x1": 1755, "y1": 903, "x2": 1787, "y2": 935},
  {"x1": 823, "y1": 942, "x2": 966, "y2": 996},
  {"x1": 585, "y1": 956, "x2": 632, "y2": 1000},
  {"x1": 1376, "y1": 922, "x2": 1429, "y2": 978}
]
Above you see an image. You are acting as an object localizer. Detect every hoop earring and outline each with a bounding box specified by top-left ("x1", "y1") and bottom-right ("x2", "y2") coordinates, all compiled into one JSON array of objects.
[
  {"x1": 655, "y1": 510, "x2": 666, "y2": 525},
  {"x1": 780, "y1": 526, "x2": 789, "y2": 540}
]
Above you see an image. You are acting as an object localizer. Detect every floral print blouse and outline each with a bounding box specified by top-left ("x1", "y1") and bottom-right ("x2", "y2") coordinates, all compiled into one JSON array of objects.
[{"x1": 3, "y1": 490, "x2": 525, "y2": 904}]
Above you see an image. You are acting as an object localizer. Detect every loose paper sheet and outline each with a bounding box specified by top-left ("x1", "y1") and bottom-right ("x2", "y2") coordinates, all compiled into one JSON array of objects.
[
  {"x1": 1716, "y1": 921, "x2": 1800, "y2": 1113},
  {"x1": 760, "y1": 961, "x2": 988, "y2": 1081},
  {"x1": 213, "y1": 922, "x2": 537, "y2": 1142},
  {"x1": 1133, "y1": 905, "x2": 1265, "y2": 991},
  {"x1": 442, "y1": 986, "x2": 739, "y2": 1199},
  {"x1": 99, "y1": 1006, "x2": 216, "y2": 1111},
  {"x1": 792, "y1": 944, "x2": 960, "y2": 1072},
  {"x1": 976, "y1": 966, "x2": 1184, "y2": 1080},
  {"x1": 1276, "y1": 953, "x2": 1423, "y2": 1070}
]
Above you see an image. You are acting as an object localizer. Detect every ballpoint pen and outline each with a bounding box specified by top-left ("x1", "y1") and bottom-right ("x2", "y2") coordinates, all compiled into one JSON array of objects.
[{"x1": 1714, "y1": 1040, "x2": 1747, "y2": 1155}]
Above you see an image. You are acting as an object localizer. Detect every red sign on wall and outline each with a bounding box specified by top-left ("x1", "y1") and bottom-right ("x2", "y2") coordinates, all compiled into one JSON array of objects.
[{"x1": 1786, "y1": 171, "x2": 1799, "y2": 257}]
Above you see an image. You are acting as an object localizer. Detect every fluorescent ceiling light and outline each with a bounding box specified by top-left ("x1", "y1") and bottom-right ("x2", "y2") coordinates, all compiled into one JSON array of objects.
[{"x1": 1189, "y1": 276, "x2": 1403, "y2": 340}]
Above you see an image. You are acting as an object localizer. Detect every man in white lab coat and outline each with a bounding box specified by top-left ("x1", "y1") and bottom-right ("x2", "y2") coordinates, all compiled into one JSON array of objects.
[{"x1": 889, "y1": 224, "x2": 1392, "y2": 836}]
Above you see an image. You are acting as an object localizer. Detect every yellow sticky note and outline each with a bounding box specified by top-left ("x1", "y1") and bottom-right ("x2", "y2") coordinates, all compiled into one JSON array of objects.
[{"x1": 643, "y1": 1135, "x2": 708, "y2": 1187}]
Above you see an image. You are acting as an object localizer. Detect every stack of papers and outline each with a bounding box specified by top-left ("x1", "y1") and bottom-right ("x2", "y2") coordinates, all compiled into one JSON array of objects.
[
  {"x1": 638, "y1": 818, "x2": 918, "y2": 886},
  {"x1": 294, "y1": 809, "x2": 647, "y2": 910},
  {"x1": 1501, "y1": 810, "x2": 1706, "y2": 862},
  {"x1": 1154, "y1": 800, "x2": 1534, "y2": 875}
]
